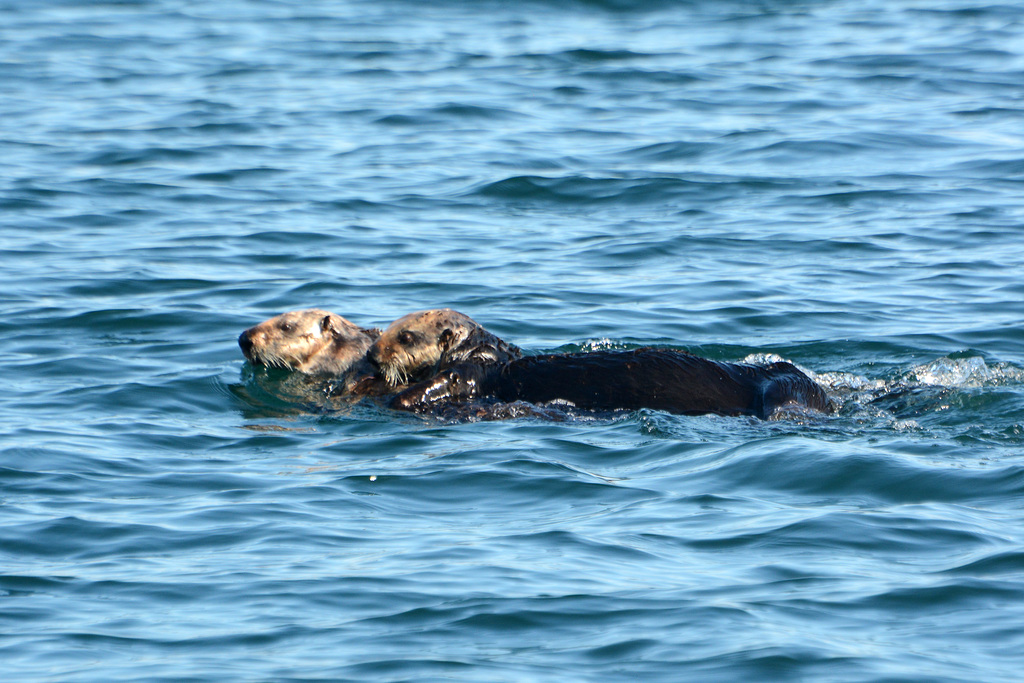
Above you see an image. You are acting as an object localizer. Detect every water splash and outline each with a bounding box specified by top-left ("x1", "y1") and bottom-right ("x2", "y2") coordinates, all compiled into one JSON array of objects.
[{"x1": 907, "y1": 356, "x2": 1024, "y2": 388}]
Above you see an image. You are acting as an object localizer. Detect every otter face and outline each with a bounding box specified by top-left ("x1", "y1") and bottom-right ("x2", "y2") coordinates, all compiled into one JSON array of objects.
[
  {"x1": 238, "y1": 309, "x2": 378, "y2": 375},
  {"x1": 368, "y1": 309, "x2": 476, "y2": 386},
  {"x1": 369, "y1": 308, "x2": 521, "y2": 386}
]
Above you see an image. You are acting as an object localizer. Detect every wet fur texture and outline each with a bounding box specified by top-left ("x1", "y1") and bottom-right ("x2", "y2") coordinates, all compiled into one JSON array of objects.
[
  {"x1": 368, "y1": 309, "x2": 522, "y2": 386},
  {"x1": 391, "y1": 348, "x2": 834, "y2": 420},
  {"x1": 238, "y1": 309, "x2": 380, "y2": 377}
]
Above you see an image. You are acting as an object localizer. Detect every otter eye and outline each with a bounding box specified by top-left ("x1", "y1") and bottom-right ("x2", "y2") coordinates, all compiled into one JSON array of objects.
[
  {"x1": 279, "y1": 321, "x2": 296, "y2": 333},
  {"x1": 398, "y1": 330, "x2": 416, "y2": 345}
]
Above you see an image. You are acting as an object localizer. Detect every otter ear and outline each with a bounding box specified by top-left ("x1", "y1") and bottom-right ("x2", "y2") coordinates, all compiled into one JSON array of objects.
[
  {"x1": 320, "y1": 315, "x2": 336, "y2": 334},
  {"x1": 439, "y1": 328, "x2": 455, "y2": 350}
]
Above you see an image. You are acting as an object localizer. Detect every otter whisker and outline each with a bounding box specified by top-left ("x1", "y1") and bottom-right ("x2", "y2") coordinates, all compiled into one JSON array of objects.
[
  {"x1": 382, "y1": 362, "x2": 409, "y2": 387},
  {"x1": 259, "y1": 353, "x2": 277, "y2": 367}
]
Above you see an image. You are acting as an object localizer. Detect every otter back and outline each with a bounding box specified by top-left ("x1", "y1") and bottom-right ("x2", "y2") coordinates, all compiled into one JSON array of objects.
[{"x1": 392, "y1": 348, "x2": 833, "y2": 420}]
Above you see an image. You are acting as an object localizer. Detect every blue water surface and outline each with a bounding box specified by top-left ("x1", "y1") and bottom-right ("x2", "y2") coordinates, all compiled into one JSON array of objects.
[{"x1": 2, "y1": 0, "x2": 1024, "y2": 680}]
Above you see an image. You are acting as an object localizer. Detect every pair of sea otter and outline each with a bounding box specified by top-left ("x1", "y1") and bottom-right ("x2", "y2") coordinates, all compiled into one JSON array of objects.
[{"x1": 238, "y1": 308, "x2": 834, "y2": 420}]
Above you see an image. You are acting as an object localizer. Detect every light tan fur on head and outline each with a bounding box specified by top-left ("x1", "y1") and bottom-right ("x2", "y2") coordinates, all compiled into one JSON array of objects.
[
  {"x1": 239, "y1": 309, "x2": 380, "y2": 376},
  {"x1": 368, "y1": 308, "x2": 522, "y2": 386}
]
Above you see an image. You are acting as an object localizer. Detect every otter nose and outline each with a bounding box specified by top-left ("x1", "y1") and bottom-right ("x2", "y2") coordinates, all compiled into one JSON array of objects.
[
  {"x1": 238, "y1": 330, "x2": 254, "y2": 358},
  {"x1": 366, "y1": 344, "x2": 383, "y2": 370}
]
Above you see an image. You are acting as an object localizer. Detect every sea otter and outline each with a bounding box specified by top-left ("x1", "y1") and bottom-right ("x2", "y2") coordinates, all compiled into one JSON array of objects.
[
  {"x1": 238, "y1": 309, "x2": 391, "y2": 398},
  {"x1": 368, "y1": 309, "x2": 522, "y2": 387},
  {"x1": 239, "y1": 309, "x2": 379, "y2": 374},
  {"x1": 390, "y1": 348, "x2": 834, "y2": 421}
]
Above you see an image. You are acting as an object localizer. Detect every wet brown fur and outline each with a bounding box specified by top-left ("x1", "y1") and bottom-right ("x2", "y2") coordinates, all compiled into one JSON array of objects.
[
  {"x1": 368, "y1": 309, "x2": 522, "y2": 386},
  {"x1": 238, "y1": 309, "x2": 380, "y2": 376},
  {"x1": 390, "y1": 348, "x2": 834, "y2": 420}
]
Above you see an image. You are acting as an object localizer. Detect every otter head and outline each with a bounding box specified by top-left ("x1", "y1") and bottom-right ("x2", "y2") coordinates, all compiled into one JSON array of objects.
[
  {"x1": 368, "y1": 308, "x2": 522, "y2": 386},
  {"x1": 238, "y1": 309, "x2": 380, "y2": 376}
]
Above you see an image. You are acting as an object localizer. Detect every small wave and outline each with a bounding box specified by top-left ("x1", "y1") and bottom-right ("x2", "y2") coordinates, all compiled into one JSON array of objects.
[
  {"x1": 618, "y1": 140, "x2": 715, "y2": 163},
  {"x1": 81, "y1": 146, "x2": 205, "y2": 167},
  {"x1": 811, "y1": 354, "x2": 1024, "y2": 442},
  {"x1": 940, "y1": 549, "x2": 1024, "y2": 576},
  {"x1": 700, "y1": 438, "x2": 1024, "y2": 504},
  {"x1": 469, "y1": 174, "x2": 775, "y2": 206},
  {"x1": 578, "y1": 338, "x2": 633, "y2": 352},
  {"x1": 428, "y1": 103, "x2": 522, "y2": 120},
  {"x1": 818, "y1": 355, "x2": 1022, "y2": 398},
  {"x1": 906, "y1": 356, "x2": 1024, "y2": 388},
  {"x1": 183, "y1": 167, "x2": 285, "y2": 183},
  {"x1": 740, "y1": 352, "x2": 789, "y2": 366}
]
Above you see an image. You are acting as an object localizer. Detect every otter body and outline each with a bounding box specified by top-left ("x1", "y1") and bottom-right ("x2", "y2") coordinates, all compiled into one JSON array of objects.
[
  {"x1": 393, "y1": 348, "x2": 834, "y2": 420},
  {"x1": 241, "y1": 308, "x2": 833, "y2": 421}
]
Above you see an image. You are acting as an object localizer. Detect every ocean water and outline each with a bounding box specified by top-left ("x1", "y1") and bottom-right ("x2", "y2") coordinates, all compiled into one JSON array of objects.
[{"x1": 3, "y1": 0, "x2": 1024, "y2": 680}]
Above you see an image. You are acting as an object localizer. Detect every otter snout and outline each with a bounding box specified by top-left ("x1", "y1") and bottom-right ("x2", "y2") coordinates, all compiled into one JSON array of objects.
[
  {"x1": 366, "y1": 343, "x2": 385, "y2": 370},
  {"x1": 238, "y1": 329, "x2": 255, "y2": 359}
]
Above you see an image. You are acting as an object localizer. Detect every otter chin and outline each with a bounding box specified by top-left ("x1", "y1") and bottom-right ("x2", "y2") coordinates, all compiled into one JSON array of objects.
[
  {"x1": 238, "y1": 309, "x2": 380, "y2": 376},
  {"x1": 368, "y1": 308, "x2": 522, "y2": 387}
]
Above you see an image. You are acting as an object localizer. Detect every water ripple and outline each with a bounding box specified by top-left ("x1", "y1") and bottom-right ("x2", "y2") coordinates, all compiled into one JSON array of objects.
[{"x1": 4, "y1": 0, "x2": 1024, "y2": 681}]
